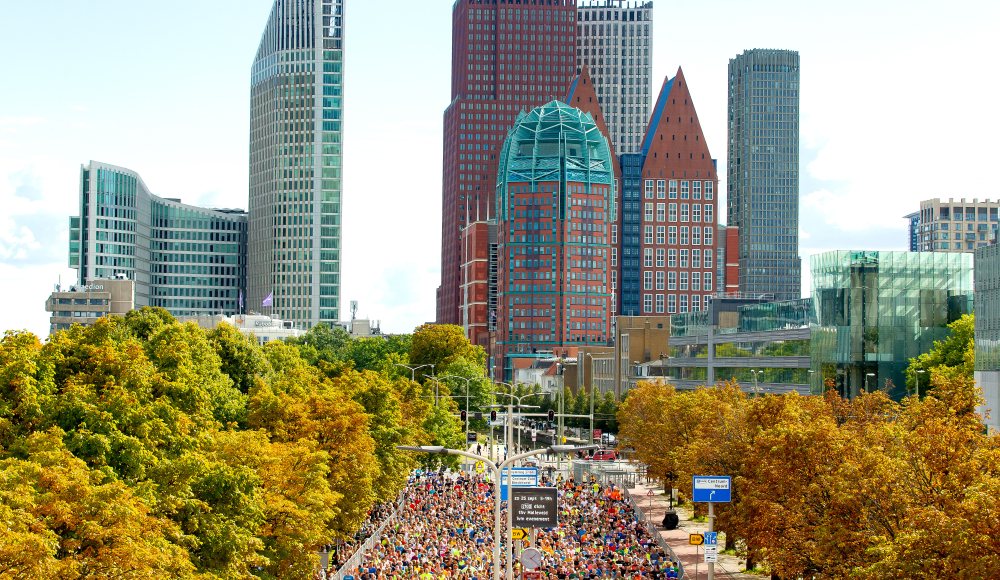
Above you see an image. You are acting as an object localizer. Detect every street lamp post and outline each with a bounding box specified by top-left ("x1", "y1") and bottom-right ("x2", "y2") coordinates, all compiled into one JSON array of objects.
[
  {"x1": 865, "y1": 372, "x2": 875, "y2": 393},
  {"x1": 914, "y1": 369, "x2": 926, "y2": 398},
  {"x1": 397, "y1": 443, "x2": 596, "y2": 580},
  {"x1": 393, "y1": 363, "x2": 435, "y2": 384},
  {"x1": 495, "y1": 389, "x2": 549, "y2": 456},
  {"x1": 750, "y1": 369, "x2": 764, "y2": 396}
]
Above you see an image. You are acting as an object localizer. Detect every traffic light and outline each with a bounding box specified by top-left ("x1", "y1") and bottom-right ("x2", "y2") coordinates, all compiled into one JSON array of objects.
[
  {"x1": 490, "y1": 410, "x2": 497, "y2": 422},
  {"x1": 547, "y1": 409, "x2": 555, "y2": 421},
  {"x1": 460, "y1": 410, "x2": 467, "y2": 422}
]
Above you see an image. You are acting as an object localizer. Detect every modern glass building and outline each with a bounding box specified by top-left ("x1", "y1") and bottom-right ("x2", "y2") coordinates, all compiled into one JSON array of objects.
[
  {"x1": 727, "y1": 49, "x2": 801, "y2": 301},
  {"x1": 493, "y1": 100, "x2": 616, "y2": 380},
  {"x1": 974, "y1": 243, "x2": 1000, "y2": 433},
  {"x1": 70, "y1": 161, "x2": 247, "y2": 317},
  {"x1": 667, "y1": 251, "x2": 973, "y2": 400},
  {"x1": 576, "y1": 0, "x2": 653, "y2": 155},
  {"x1": 249, "y1": 0, "x2": 344, "y2": 327}
]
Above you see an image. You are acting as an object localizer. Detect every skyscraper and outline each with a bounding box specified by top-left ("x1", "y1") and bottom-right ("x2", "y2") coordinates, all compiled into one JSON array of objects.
[
  {"x1": 70, "y1": 161, "x2": 247, "y2": 317},
  {"x1": 437, "y1": 0, "x2": 578, "y2": 328},
  {"x1": 727, "y1": 48, "x2": 801, "y2": 300},
  {"x1": 249, "y1": 0, "x2": 345, "y2": 327},
  {"x1": 576, "y1": 0, "x2": 653, "y2": 155},
  {"x1": 494, "y1": 100, "x2": 616, "y2": 380}
]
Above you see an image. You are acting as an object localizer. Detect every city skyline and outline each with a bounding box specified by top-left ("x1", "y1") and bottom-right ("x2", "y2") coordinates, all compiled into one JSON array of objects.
[{"x1": 2, "y1": 0, "x2": 998, "y2": 338}]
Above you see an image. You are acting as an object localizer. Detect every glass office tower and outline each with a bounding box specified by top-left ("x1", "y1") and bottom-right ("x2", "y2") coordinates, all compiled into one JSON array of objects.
[
  {"x1": 70, "y1": 161, "x2": 247, "y2": 317},
  {"x1": 249, "y1": 0, "x2": 344, "y2": 326},
  {"x1": 727, "y1": 48, "x2": 801, "y2": 300}
]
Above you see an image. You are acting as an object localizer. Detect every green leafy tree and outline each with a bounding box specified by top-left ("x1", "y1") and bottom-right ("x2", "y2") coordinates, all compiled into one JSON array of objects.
[
  {"x1": 408, "y1": 324, "x2": 486, "y2": 379},
  {"x1": 906, "y1": 313, "x2": 974, "y2": 396}
]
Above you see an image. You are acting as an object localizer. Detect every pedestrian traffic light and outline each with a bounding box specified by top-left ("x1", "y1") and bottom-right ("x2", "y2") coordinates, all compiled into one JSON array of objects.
[
  {"x1": 490, "y1": 410, "x2": 497, "y2": 422},
  {"x1": 547, "y1": 409, "x2": 555, "y2": 421},
  {"x1": 460, "y1": 410, "x2": 467, "y2": 422}
]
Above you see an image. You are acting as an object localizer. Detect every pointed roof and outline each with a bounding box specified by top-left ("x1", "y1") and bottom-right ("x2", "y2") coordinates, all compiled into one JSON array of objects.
[
  {"x1": 565, "y1": 66, "x2": 616, "y2": 162},
  {"x1": 640, "y1": 67, "x2": 716, "y2": 178}
]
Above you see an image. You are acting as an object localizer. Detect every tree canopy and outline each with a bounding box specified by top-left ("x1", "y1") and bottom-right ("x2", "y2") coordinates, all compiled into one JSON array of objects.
[{"x1": 0, "y1": 310, "x2": 477, "y2": 578}]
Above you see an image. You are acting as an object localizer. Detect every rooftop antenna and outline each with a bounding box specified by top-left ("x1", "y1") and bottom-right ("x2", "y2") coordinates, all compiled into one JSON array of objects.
[{"x1": 350, "y1": 300, "x2": 358, "y2": 322}]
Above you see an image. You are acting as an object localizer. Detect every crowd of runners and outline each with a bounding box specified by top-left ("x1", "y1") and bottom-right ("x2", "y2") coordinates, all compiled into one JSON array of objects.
[{"x1": 330, "y1": 469, "x2": 681, "y2": 579}]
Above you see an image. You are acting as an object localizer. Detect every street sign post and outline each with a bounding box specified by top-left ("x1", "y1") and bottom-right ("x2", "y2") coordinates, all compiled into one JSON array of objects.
[
  {"x1": 511, "y1": 487, "x2": 558, "y2": 528},
  {"x1": 692, "y1": 476, "x2": 732, "y2": 503},
  {"x1": 693, "y1": 476, "x2": 730, "y2": 580}
]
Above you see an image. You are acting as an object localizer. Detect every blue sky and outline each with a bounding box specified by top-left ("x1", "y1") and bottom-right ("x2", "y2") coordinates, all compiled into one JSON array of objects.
[{"x1": 1, "y1": 0, "x2": 997, "y2": 337}]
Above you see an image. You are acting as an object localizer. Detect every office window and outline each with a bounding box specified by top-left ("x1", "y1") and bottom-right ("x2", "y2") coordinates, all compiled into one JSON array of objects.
[
  {"x1": 693, "y1": 227, "x2": 701, "y2": 245},
  {"x1": 704, "y1": 227, "x2": 713, "y2": 246},
  {"x1": 668, "y1": 294, "x2": 676, "y2": 313},
  {"x1": 704, "y1": 249, "x2": 713, "y2": 268},
  {"x1": 692, "y1": 205, "x2": 701, "y2": 222},
  {"x1": 644, "y1": 225, "x2": 653, "y2": 244},
  {"x1": 645, "y1": 203, "x2": 654, "y2": 221},
  {"x1": 656, "y1": 248, "x2": 665, "y2": 267},
  {"x1": 704, "y1": 181, "x2": 713, "y2": 199},
  {"x1": 668, "y1": 226, "x2": 677, "y2": 244},
  {"x1": 668, "y1": 249, "x2": 677, "y2": 267},
  {"x1": 692, "y1": 180, "x2": 701, "y2": 200},
  {"x1": 668, "y1": 180, "x2": 678, "y2": 199},
  {"x1": 692, "y1": 294, "x2": 701, "y2": 311},
  {"x1": 692, "y1": 249, "x2": 701, "y2": 268},
  {"x1": 644, "y1": 248, "x2": 653, "y2": 267},
  {"x1": 692, "y1": 272, "x2": 701, "y2": 291},
  {"x1": 655, "y1": 293, "x2": 664, "y2": 313},
  {"x1": 680, "y1": 181, "x2": 689, "y2": 199},
  {"x1": 644, "y1": 270, "x2": 653, "y2": 290},
  {"x1": 681, "y1": 203, "x2": 689, "y2": 222},
  {"x1": 704, "y1": 204, "x2": 713, "y2": 223},
  {"x1": 643, "y1": 293, "x2": 652, "y2": 313},
  {"x1": 656, "y1": 226, "x2": 665, "y2": 244},
  {"x1": 655, "y1": 271, "x2": 664, "y2": 290},
  {"x1": 680, "y1": 249, "x2": 689, "y2": 268},
  {"x1": 656, "y1": 180, "x2": 666, "y2": 199},
  {"x1": 668, "y1": 203, "x2": 677, "y2": 222},
  {"x1": 680, "y1": 272, "x2": 689, "y2": 291},
  {"x1": 704, "y1": 271, "x2": 713, "y2": 291},
  {"x1": 680, "y1": 226, "x2": 689, "y2": 245},
  {"x1": 679, "y1": 294, "x2": 688, "y2": 313},
  {"x1": 645, "y1": 179, "x2": 654, "y2": 199},
  {"x1": 656, "y1": 203, "x2": 666, "y2": 222},
  {"x1": 668, "y1": 271, "x2": 677, "y2": 290}
]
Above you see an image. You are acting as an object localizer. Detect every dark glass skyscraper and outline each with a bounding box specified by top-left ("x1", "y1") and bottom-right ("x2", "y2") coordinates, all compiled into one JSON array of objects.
[
  {"x1": 727, "y1": 49, "x2": 801, "y2": 300},
  {"x1": 249, "y1": 0, "x2": 344, "y2": 326}
]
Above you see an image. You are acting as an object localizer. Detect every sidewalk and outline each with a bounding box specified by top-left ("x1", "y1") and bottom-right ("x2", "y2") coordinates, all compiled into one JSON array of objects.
[{"x1": 628, "y1": 478, "x2": 757, "y2": 580}]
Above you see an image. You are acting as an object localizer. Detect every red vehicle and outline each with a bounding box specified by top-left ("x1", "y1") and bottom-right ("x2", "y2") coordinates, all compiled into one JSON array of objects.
[{"x1": 588, "y1": 449, "x2": 618, "y2": 461}]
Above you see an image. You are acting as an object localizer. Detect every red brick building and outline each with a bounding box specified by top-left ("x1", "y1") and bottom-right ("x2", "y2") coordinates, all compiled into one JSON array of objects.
[{"x1": 437, "y1": 0, "x2": 578, "y2": 327}]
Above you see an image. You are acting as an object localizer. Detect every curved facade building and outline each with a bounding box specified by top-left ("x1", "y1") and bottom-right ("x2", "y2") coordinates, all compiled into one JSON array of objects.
[
  {"x1": 494, "y1": 101, "x2": 616, "y2": 379},
  {"x1": 70, "y1": 161, "x2": 247, "y2": 317}
]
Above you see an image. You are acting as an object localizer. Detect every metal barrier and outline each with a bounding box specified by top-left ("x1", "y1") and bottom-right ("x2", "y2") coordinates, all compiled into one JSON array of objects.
[
  {"x1": 328, "y1": 493, "x2": 405, "y2": 579},
  {"x1": 625, "y1": 487, "x2": 686, "y2": 580}
]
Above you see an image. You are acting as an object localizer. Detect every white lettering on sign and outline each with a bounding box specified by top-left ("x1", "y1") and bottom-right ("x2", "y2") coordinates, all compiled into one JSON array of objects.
[
  {"x1": 254, "y1": 320, "x2": 275, "y2": 327},
  {"x1": 693, "y1": 478, "x2": 730, "y2": 489}
]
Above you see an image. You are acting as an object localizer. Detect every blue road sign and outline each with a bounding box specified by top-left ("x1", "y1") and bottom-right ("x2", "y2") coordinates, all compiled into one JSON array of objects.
[
  {"x1": 703, "y1": 531, "x2": 718, "y2": 546},
  {"x1": 500, "y1": 467, "x2": 539, "y2": 501},
  {"x1": 692, "y1": 476, "x2": 732, "y2": 503}
]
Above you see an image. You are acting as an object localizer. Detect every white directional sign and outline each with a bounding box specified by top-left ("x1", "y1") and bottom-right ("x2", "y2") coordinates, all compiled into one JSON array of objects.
[
  {"x1": 692, "y1": 476, "x2": 732, "y2": 503},
  {"x1": 704, "y1": 545, "x2": 718, "y2": 563},
  {"x1": 501, "y1": 467, "x2": 539, "y2": 501}
]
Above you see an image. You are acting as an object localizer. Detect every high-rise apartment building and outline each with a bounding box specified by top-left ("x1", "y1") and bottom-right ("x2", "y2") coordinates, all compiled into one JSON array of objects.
[
  {"x1": 494, "y1": 100, "x2": 616, "y2": 380},
  {"x1": 906, "y1": 197, "x2": 1000, "y2": 253},
  {"x1": 249, "y1": 0, "x2": 345, "y2": 327},
  {"x1": 576, "y1": 0, "x2": 653, "y2": 155},
  {"x1": 437, "y1": 0, "x2": 578, "y2": 328},
  {"x1": 727, "y1": 48, "x2": 801, "y2": 300},
  {"x1": 69, "y1": 161, "x2": 247, "y2": 317}
]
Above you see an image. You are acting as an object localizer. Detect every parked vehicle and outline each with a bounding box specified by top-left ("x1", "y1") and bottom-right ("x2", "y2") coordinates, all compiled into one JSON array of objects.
[{"x1": 587, "y1": 449, "x2": 618, "y2": 461}]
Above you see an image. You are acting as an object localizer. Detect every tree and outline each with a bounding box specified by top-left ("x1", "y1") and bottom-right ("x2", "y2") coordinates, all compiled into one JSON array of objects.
[
  {"x1": 408, "y1": 324, "x2": 486, "y2": 378},
  {"x1": 208, "y1": 322, "x2": 271, "y2": 394},
  {"x1": 906, "y1": 314, "x2": 974, "y2": 395}
]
